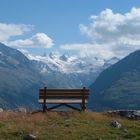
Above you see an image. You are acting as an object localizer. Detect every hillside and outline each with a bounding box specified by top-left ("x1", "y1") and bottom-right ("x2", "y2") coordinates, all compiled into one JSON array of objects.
[
  {"x1": 0, "y1": 111, "x2": 139, "y2": 140},
  {"x1": 89, "y1": 50, "x2": 140, "y2": 111},
  {"x1": 0, "y1": 43, "x2": 45, "y2": 109}
]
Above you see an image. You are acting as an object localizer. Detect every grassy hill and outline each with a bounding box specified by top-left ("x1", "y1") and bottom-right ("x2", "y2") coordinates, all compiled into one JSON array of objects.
[{"x1": 0, "y1": 111, "x2": 139, "y2": 140}]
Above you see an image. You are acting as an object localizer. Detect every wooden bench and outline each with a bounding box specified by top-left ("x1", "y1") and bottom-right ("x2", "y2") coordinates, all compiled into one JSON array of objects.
[{"x1": 38, "y1": 87, "x2": 89, "y2": 112}]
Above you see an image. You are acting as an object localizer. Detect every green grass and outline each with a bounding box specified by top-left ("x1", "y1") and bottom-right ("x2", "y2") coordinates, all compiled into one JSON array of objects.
[{"x1": 0, "y1": 111, "x2": 139, "y2": 140}]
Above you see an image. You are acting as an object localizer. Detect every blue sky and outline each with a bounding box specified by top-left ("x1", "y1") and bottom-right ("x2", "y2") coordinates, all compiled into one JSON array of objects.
[{"x1": 0, "y1": 0, "x2": 140, "y2": 59}]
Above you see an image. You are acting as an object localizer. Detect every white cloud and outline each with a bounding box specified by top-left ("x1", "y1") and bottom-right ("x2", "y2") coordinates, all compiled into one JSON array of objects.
[
  {"x1": 0, "y1": 23, "x2": 53, "y2": 49},
  {"x1": 80, "y1": 7, "x2": 140, "y2": 43},
  {"x1": 0, "y1": 23, "x2": 33, "y2": 42},
  {"x1": 61, "y1": 43, "x2": 115, "y2": 59},
  {"x1": 9, "y1": 33, "x2": 54, "y2": 48},
  {"x1": 62, "y1": 7, "x2": 140, "y2": 59}
]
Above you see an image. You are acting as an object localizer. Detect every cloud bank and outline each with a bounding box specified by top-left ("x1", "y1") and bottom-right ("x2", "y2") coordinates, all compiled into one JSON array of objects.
[
  {"x1": 0, "y1": 23, "x2": 33, "y2": 42},
  {"x1": 61, "y1": 7, "x2": 140, "y2": 59},
  {"x1": 0, "y1": 23, "x2": 54, "y2": 49},
  {"x1": 9, "y1": 33, "x2": 54, "y2": 48}
]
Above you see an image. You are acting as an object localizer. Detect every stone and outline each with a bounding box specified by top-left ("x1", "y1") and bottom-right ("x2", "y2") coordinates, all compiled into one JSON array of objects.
[
  {"x1": 108, "y1": 110, "x2": 140, "y2": 120},
  {"x1": 111, "y1": 120, "x2": 122, "y2": 128},
  {"x1": 7, "y1": 109, "x2": 13, "y2": 112},
  {"x1": 15, "y1": 107, "x2": 27, "y2": 113},
  {"x1": 0, "y1": 108, "x2": 3, "y2": 112},
  {"x1": 65, "y1": 119, "x2": 71, "y2": 127},
  {"x1": 24, "y1": 134, "x2": 37, "y2": 140},
  {"x1": 123, "y1": 128, "x2": 128, "y2": 133}
]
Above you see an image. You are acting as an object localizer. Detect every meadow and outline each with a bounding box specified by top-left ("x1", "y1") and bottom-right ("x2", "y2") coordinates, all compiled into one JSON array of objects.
[{"x1": 0, "y1": 111, "x2": 139, "y2": 140}]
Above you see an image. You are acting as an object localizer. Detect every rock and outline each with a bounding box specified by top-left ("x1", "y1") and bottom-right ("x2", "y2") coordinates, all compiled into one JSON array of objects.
[
  {"x1": 0, "y1": 108, "x2": 3, "y2": 112},
  {"x1": 65, "y1": 119, "x2": 71, "y2": 127},
  {"x1": 123, "y1": 128, "x2": 128, "y2": 133},
  {"x1": 133, "y1": 111, "x2": 140, "y2": 120},
  {"x1": 15, "y1": 107, "x2": 27, "y2": 113},
  {"x1": 111, "y1": 120, "x2": 122, "y2": 128},
  {"x1": 108, "y1": 110, "x2": 140, "y2": 120},
  {"x1": 7, "y1": 109, "x2": 13, "y2": 112},
  {"x1": 24, "y1": 134, "x2": 37, "y2": 140}
]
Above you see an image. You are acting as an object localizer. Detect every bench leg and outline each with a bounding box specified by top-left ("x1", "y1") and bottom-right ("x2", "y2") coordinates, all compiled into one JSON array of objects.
[
  {"x1": 46, "y1": 104, "x2": 81, "y2": 111},
  {"x1": 42, "y1": 104, "x2": 47, "y2": 112},
  {"x1": 81, "y1": 104, "x2": 86, "y2": 111},
  {"x1": 64, "y1": 104, "x2": 81, "y2": 111},
  {"x1": 47, "y1": 104, "x2": 63, "y2": 111}
]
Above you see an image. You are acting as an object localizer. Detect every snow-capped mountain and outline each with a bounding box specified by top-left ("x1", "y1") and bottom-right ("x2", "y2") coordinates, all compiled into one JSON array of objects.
[
  {"x1": 21, "y1": 50, "x2": 116, "y2": 74},
  {"x1": 20, "y1": 49, "x2": 119, "y2": 88}
]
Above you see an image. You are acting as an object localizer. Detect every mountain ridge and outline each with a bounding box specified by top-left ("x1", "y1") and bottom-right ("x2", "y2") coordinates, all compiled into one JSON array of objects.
[
  {"x1": 0, "y1": 43, "x2": 45, "y2": 109},
  {"x1": 89, "y1": 49, "x2": 140, "y2": 111}
]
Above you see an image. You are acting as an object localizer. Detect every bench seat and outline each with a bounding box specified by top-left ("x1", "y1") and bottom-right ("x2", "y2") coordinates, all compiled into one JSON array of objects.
[{"x1": 38, "y1": 99, "x2": 88, "y2": 104}]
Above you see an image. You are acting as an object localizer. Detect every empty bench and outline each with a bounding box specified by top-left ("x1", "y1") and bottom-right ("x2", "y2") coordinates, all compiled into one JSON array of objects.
[{"x1": 38, "y1": 87, "x2": 89, "y2": 112}]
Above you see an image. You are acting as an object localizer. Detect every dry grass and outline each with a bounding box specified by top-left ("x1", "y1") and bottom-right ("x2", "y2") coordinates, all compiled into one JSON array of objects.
[{"x1": 0, "y1": 111, "x2": 139, "y2": 140}]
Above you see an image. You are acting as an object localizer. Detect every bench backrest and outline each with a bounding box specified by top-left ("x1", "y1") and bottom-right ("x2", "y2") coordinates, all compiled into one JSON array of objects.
[{"x1": 39, "y1": 87, "x2": 89, "y2": 100}]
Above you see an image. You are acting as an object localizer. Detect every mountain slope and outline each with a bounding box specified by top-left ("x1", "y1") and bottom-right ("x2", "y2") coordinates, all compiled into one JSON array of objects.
[
  {"x1": 0, "y1": 43, "x2": 44, "y2": 109},
  {"x1": 89, "y1": 50, "x2": 140, "y2": 111}
]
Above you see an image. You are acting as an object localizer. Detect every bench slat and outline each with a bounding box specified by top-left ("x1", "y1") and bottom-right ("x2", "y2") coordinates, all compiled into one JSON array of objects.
[
  {"x1": 40, "y1": 91, "x2": 89, "y2": 94},
  {"x1": 39, "y1": 93, "x2": 89, "y2": 96},
  {"x1": 40, "y1": 89, "x2": 89, "y2": 91},
  {"x1": 39, "y1": 90, "x2": 89, "y2": 95},
  {"x1": 39, "y1": 95, "x2": 88, "y2": 99},
  {"x1": 38, "y1": 99, "x2": 88, "y2": 104}
]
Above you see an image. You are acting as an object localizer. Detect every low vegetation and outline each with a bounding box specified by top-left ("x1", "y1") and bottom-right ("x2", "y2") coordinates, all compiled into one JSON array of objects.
[{"x1": 0, "y1": 111, "x2": 139, "y2": 140}]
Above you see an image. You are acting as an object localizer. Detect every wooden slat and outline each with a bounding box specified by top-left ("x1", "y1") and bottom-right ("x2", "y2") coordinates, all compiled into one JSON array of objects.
[
  {"x1": 39, "y1": 93, "x2": 89, "y2": 96},
  {"x1": 39, "y1": 90, "x2": 89, "y2": 95},
  {"x1": 47, "y1": 90, "x2": 89, "y2": 92},
  {"x1": 39, "y1": 95, "x2": 88, "y2": 99},
  {"x1": 38, "y1": 99, "x2": 88, "y2": 104},
  {"x1": 39, "y1": 92, "x2": 88, "y2": 94},
  {"x1": 39, "y1": 94, "x2": 89, "y2": 97},
  {"x1": 46, "y1": 89, "x2": 89, "y2": 91},
  {"x1": 47, "y1": 92, "x2": 89, "y2": 95},
  {"x1": 39, "y1": 92, "x2": 89, "y2": 95},
  {"x1": 40, "y1": 89, "x2": 89, "y2": 92},
  {"x1": 40, "y1": 88, "x2": 89, "y2": 90}
]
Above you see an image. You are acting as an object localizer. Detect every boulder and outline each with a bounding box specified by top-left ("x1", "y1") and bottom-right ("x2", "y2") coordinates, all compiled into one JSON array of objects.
[
  {"x1": 108, "y1": 110, "x2": 140, "y2": 120},
  {"x1": 111, "y1": 120, "x2": 122, "y2": 128}
]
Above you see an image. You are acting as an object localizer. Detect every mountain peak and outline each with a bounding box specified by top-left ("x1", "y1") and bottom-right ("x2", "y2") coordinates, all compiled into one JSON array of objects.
[
  {"x1": 59, "y1": 54, "x2": 69, "y2": 61},
  {"x1": 49, "y1": 52, "x2": 60, "y2": 59}
]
